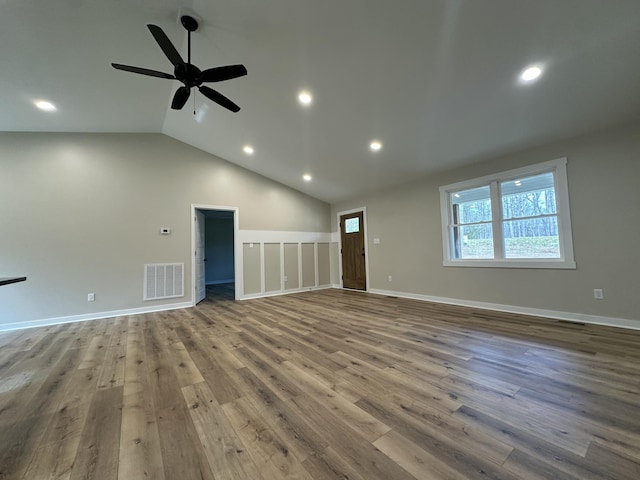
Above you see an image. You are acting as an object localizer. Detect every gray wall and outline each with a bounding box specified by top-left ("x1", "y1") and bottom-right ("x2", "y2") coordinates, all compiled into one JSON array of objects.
[
  {"x1": 283, "y1": 244, "x2": 299, "y2": 290},
  {"x1": 264, "y1": 243, "x2": 281, "y2": 292},
  {"x1": 301, "y1": 243, "x2": 315, "y2": 288},
  {"x1": 242, "y1": 244, "x2": 261, "y2": 295},
  {"x1": 318, "y1": 243, "x2": 330, "y2": 286},
  {"x1": 4, "y1": 123, "x2": 638, "y2": 327},
  {"x1": 331, "y1": 121, "x2": 640, "y2": 321},
  {"x1": 204, "y1": 216, "x2": 234, "y2": 284},
  {"x1": 0, "y1": 133, "x2": 330, "y2": 326}
]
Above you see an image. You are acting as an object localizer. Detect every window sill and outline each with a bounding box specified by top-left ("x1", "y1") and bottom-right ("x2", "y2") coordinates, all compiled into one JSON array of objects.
[{"x1": 443, "y1": 259, "x2": 576, "y2": 269}]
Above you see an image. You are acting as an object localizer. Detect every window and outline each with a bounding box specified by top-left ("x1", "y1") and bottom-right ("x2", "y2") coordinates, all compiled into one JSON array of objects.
[
  {"x1": 345, "y1": 217, "x2": 360, "y2": 233},
  {"x1": 439, "y1": 158, "x2": 575, "y2": 268}
]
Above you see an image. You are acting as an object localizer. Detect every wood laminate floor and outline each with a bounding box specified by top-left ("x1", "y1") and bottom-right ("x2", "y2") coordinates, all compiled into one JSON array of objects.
[{"x1": 1, "y1": 286, "x2": 639, "y2": 479}]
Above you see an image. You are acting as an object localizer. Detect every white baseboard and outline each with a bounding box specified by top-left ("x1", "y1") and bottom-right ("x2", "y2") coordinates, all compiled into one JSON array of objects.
[
  {"x1": 0, "y1": 301, "x2": 193, "y2": 332},
  {"x1": 8, "y1": 288, "x2": 635, "y2": 333},
  {"x1": 367, "y1": 288, "x2": 640, "y2": 331},
  {"x1": 239, "y1": 285, "x2": 333, "y2": 301}
]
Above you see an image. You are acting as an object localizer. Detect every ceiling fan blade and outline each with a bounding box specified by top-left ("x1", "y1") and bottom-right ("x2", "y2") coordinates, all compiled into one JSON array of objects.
[
  {"x1": 147, "y1": 24, "x2": 184, "y2": 66},
  {"x1": 198, "y1": 86, "x2": 241, "y2": 112},
  {"x1": 200, "y1": 64, "x2": 248, "y2": 83},
  {"x1": 171, "y1": 86, "x2": 191, "y2": 110},
  {"x1": 111, "y1": 63, "x2": 175, "y2": 79}
]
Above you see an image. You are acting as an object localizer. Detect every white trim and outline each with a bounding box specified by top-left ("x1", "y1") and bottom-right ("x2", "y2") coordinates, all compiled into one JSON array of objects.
[
  {"x1": 206, "y1": 279, "x2": 234, "y2": 285},
  {"x1": 233, "y1": 237, "x2": 332, "y2": 299},
  {"x1": 280, "y1": 243, "x2": 286, "y2": 291},
  {"x1": 336, "y1": 207, "x2": 370, "y2": 291},
  {"x1": 314, "y1": 243, "x2": 319, "y2": 288},
  {"x1": 0, "y1": 302, "x2": 192, "y2": 332},
  {"x1": 238, "y1": 230, "x2": 331, "y2": 243},
  {"x1": 234, "y1": 211, "x2": 242, "y2": 299},
  {"x1": 191, "y1": 204, "x2": 241, "y2": 303},
  {"x1": 440, "y1": 158, "x2": 568, "y2": 192},
  {"x1": 368, "y1": 288, "x2": 640, "y2": 331},
  {"x1": 490, "y1": 181, "x2": 504, "y2": 260},
  {"x1": 441, "y1": 258, "x2": 577, "y2": 269},
  {"x1": 240, "y1": 284, "x2": 332, "y2": 301},
  {"x1": 439, "y1": 157, "x2": 576, "y2": 269},
  {"x1": 298, "y1": 242, "x2": 303, "y2": 290},
  {"x1": 259, "y1": 242, "x2": 266, "y2": 294},
  {"x1": 554, "y1": 158, "x2": 576, "y2": 265},
  {"x1": 6, "y1": 287, "x2": 636, "y2": 334}
]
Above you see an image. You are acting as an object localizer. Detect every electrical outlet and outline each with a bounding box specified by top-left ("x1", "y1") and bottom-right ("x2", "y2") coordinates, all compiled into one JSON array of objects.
[
  {"x1": 283, "y1": 275, "x2": 288, "y2": 282},
  {"x1": 388, "y1": 275, "x2": 393, "y2": 282},
  {"x1": 87, "y1": 293, "x2": 95, "y2": 302},
  {"x1": 593, "y1": 289, "x2": 603, "y2": 300}
]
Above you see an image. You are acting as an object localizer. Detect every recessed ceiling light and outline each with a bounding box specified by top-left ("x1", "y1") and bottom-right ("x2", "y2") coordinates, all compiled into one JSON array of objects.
[
  {"x1": 298, "y1": 91, "x2": 313, "y2": 106},
  {"x1": 34, "y1": 100, "x2": 56, "y2": 112},
  {"x1": 303, "y1": 174, "x2": 312, "y2": 182},
  {"x1": 370, "y1": 140, "x2": 382, "y2": 152},
  {"x1": 519, "y1": 65, "x2": 543, "y2": 83},
  {"x1": 243, "y1": 145, "x2": 254, "y2": 155}
]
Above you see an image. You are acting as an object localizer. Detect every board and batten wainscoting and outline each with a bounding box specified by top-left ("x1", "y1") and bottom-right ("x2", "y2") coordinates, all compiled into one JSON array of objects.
[{"x1": 237, "y1": 230, "x2": 333, "y2": 300}]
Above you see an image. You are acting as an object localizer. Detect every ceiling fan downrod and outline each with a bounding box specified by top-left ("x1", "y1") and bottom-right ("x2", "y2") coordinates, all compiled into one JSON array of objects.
[{"x1": 181, "y1": 15, "x2": 198, "y2": 64}]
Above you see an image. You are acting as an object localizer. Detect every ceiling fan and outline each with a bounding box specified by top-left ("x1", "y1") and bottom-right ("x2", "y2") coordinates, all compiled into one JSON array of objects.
[{"x1": 112, "y1": 15, "x2": 247, "y2": 112}]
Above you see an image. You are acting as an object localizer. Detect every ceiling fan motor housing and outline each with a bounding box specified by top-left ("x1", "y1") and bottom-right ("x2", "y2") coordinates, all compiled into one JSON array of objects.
[{"x1": 175, "y1": 63, "x2": 203, "y2": 87}]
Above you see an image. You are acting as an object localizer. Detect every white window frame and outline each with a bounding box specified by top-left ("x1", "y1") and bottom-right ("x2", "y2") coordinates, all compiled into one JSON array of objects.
[{"x1": 439, "y1": 158, "x2": 576, "y2": 269}]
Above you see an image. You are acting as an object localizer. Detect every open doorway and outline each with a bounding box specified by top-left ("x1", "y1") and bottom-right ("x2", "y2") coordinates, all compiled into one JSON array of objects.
[{"x1": 192, "y1": 205, "x2": 239, "y2": 304}]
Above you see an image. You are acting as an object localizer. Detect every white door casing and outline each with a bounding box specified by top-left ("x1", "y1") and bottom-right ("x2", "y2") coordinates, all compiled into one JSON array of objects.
[{"x1": 195, "y1": 209, "x2": 206, "y2": 304}]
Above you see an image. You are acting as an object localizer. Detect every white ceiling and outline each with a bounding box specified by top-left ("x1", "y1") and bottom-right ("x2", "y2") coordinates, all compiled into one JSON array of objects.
[{"x1": 3, "y1": 0, "x2": 640, "y2": 203}]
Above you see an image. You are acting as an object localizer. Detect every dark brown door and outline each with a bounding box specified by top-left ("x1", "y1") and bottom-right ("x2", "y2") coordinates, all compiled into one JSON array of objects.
[{"x1": 340, "y1": 211, "x2": 366, "y2": 290}]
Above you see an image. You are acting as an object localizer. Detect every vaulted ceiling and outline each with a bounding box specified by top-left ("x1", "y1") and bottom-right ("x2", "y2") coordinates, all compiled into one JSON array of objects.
[{"x1": 3, "y1": 0, "x2": 640, "y2": 203}]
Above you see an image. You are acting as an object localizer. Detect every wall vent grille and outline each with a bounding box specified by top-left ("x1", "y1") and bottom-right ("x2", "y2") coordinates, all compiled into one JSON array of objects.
[{"x1": 144, "y1": 263, "x2": 184, "y2": 301}]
